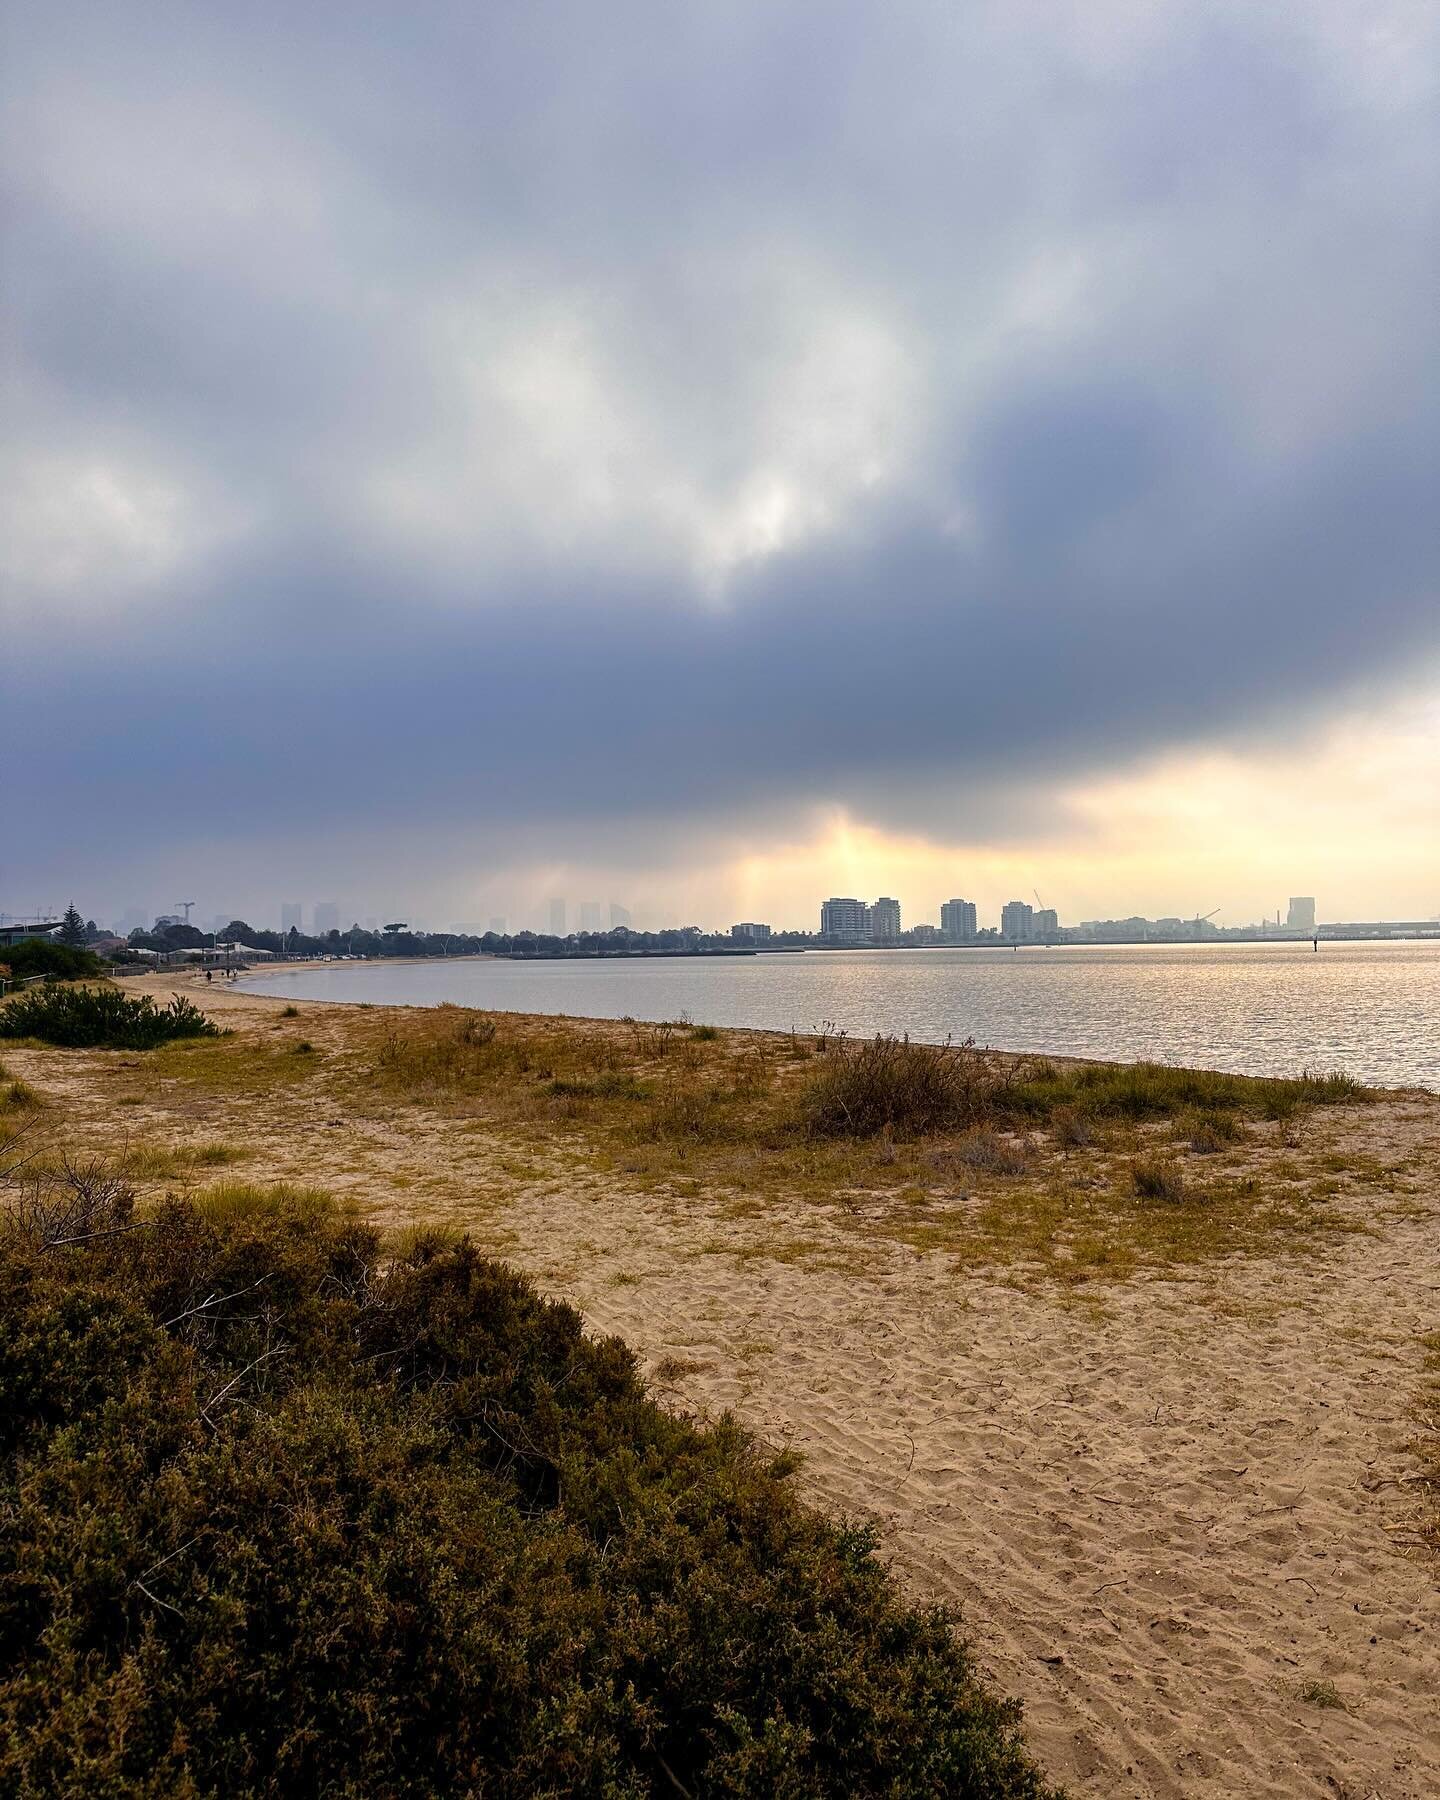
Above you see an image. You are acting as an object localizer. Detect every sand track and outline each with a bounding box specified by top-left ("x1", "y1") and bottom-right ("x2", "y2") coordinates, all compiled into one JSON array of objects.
[{"x1": 517, "y1": 1178, "x2": 1439, "y2": 1799}]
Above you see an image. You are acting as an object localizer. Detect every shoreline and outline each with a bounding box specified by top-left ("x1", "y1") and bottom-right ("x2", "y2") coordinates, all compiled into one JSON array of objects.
[{"x1": 210, "y1": 953, "x2": 1440, "y2": 1095}]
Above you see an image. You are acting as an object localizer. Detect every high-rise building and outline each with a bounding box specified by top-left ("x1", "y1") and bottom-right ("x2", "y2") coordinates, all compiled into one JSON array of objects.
[
  {"x1": 547, "y1": 898, "x2": 567, "y2": 936},
  {"x1": 1287, "y1": 896, "x2": 1316, "y2": 932},
  {"x1": 730, "y1": 922, "x2": 772, "y2": 943},
  {"x1": 869, "y1": 896, "x2": 901, "y2": 942},
  {"x1": 1032, "y1": 908, "x2": 1059, "y2": 938},
  {"x1": 579, "y1": 900, "x2": 604, "y2": 932},
  {"x1": 940, "y1": 898, "x2": 977, "y2": 942},
  {"x1": 281, "y1": 902, "x2": 303, "y2": 934},
  {"x1": 1000, "y1": 900, "x2": 1034, "y2": 941},
  {"x1": 820, "y1": 897, "x2": 870, "y2": 944},
  {"x1": 313, "y1": 901, "x2": 340, "y2": 936},
  {"x1": 609, "y1": 902, "x2": 632, "y2": 929}
]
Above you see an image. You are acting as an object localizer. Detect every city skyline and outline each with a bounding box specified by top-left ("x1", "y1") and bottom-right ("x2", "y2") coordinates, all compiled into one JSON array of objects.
[{"x1": 25, "y1": 883, "x2": 1437, "y2": 949}]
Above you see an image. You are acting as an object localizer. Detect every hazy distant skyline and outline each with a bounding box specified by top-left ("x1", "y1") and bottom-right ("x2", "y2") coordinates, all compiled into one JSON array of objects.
[{"x1": 3, "y1": 2, "x2": 1437, "y2": 924}]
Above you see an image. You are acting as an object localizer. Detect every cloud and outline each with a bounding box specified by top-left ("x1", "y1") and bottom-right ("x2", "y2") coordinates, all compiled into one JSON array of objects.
[{"x1": 2, "y1": 1, "x2": 1437, "y2": 919}]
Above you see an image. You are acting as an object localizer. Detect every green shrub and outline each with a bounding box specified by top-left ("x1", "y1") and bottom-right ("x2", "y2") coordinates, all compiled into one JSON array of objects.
[
  {"x1": 0, "y1": 938, "x2": 103, "y2": 982},
  {"x1": 1010, "y1": 1060, "x2": 1368, "y2": 1123},
  {"x1": 0, "y1": 1185, "x2": 1059, "y2": 1798},
  {"x1": 0, "y1": 985, "x2": 219, "y2": 1049},
  {"x1": 799, "y1": 1036, "x2": 1011, "y2": 1139},
  {"x1": 1131, "y1": 1157, "x2": 1187, "y2": 1202},
  {"x1": 1181, "y1": 1108, "x2": 1245, "y2": 1154}
]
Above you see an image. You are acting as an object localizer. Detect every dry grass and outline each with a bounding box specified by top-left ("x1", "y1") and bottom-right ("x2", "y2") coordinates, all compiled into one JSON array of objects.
[{"x1": 4, "y1": 999, "x2": 1394, "y2": 1288}]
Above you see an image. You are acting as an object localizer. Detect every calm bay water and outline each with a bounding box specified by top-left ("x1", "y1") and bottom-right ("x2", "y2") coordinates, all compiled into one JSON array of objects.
[{"x1": 238, "y1": 940, "x2": 1440, "y2": 1090}]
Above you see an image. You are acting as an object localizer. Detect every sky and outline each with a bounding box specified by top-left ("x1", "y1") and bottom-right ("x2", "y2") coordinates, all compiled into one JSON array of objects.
[{"x1": 2, "y1": 0, "x2": 1438, "y2": 934}]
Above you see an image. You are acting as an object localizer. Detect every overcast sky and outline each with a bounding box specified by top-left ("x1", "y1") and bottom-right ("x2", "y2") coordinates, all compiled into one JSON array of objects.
[{"x1": 3, "y1": 1, "x2": 1437, "y2": 932}]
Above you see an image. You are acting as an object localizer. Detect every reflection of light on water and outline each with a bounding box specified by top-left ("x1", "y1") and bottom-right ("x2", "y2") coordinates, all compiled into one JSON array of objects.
[{"x1": 238, "y1": 941, "x2": 1440, "y2": 1091}]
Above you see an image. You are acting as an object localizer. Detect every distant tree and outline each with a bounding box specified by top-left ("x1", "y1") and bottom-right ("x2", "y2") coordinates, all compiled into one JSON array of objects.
[
  {"x1": 58, "y1": 906, "x2": 87, "y2": 949},
  {"x1": 383, "y1": 923, "x2": 407, "y2": 935},
  {"x1": 84, "y1": 919, "x2": 99, "y2": 940},
  {"x1": 158, "y1": 923, "x2": 205, "y2": 949},
  {"x1": 2, "y1": 938, "x2": 102, "y2": 981}
]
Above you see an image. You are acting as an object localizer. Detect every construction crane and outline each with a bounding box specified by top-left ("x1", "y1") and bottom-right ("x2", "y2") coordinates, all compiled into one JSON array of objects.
[
  {"x1": 1190, "y1": 907, "x2": 1220, "y2": 936},
  {"x1": 1033, "y1": 888, "x2": 1046, "y2": 911},
  {"x1": 176, "y1": 901, "x2": 196, "y2": 925}
]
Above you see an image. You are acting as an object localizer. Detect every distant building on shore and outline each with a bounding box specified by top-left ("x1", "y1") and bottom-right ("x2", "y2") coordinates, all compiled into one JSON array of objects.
[
  {"x1": 1001, "y1": 899, "x2": 1034, "y2": 940},
  {"x1": 0, "y1": 920, "x2": 61, "y2": 948},
  {"x1": 731, "y1": 922, "x2": 772, "y2": 943},
  {"x1": 609, "y1": 902, "x2": 632, "y2": 929},
  {"x1": 281, "y1": 902, "x2": 302, "y2": 933},
  {"x1": 548, "y1": 898, "x2": 567, "y2": 936},
  {"x1": 870, "y1": 897, "x2": 902, "y2": 942},
  {"x1": 941, "y1": 898, "x2": 977, "y2": 941},
  {"x1": 1287, "y1": 896, "x2": 1316, "y2": 932},
  {"x1": 314, "y1": 901, "x2": 340, "y2": 935},
  {"x1": 1032, "y1": 908, "x2": 1059, "y2": 939},
  {"x1": 820, "y1": 897, "x2": 871, "y2": 944},
  {"x1": 579, "y1": 900, "x2": 605, "y2": 932}
]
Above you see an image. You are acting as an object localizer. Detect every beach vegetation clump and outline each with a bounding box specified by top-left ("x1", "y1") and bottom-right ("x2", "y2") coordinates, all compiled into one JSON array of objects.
[
  {"x1": 1131, "y1": 1156, "x2": 1187, "y2": 1203},
  {"x1": 0, "y1": 984, "x2": 220, "y2": 1050},
  {"x1": 953, "y1": 1129, "x2": 1033, "y2": 1175},
  {"x1": 0, "y1": 937, "x2": 103, "y2": 983},
  {"x1": 1180, "y1": 1108, "x2": 1246, "y2": 1154},
  {"x1": 1009, "y1": 1060, "x2": 1368, "y2": 1124},
  {"x1": 0, "y1": 1165, "x2": 1059, "y2": 1799},
  {"x1": 798, "y1": 1035, "x2": 1014, "y2": 1139}
]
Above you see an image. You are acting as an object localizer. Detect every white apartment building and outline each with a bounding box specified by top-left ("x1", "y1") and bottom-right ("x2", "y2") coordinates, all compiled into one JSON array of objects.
[
  {"x1": 820, "y1": 897, "x2": 871, "y2": 944},
  {"x1": 1000, "y1": 899, "x2": 1034, "y2": 940},
  {"x1": 940, "y1": 898, "x2": 977, "y2": 941},
  {"x1": 870, "y1": 896, "x2": 902, "y2": 942}
]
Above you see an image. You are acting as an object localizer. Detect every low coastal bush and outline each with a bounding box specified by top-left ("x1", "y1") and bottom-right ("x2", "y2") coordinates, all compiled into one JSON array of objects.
[
  {"x1": 0, "y1": 937, "x2": 103, "y2": 983},
  {"x1": 0, "y1": 1171, "x2": 1059, "y2": 1798},
  {"x1": 1131, "y1": 1156, "x2": 1187, "y2": 1203},
  {"x1": 1009, "y1": 1060, "x2": 1367, "y2": 1123},
  {"x1": 795, "y1": 1039, "x2": 1367, "y2": 1145},
  {"x1": 0, "y1": 985, "x2": 219, "y2": 1049},
  {"x1": 799, "y1": 1035, "x2": 1015, "y2": 1139}
]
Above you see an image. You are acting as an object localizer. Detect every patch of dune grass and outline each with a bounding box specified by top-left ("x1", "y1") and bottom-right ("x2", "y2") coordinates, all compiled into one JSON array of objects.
[
  {"x1": 122, "y1": 1142, "x2": 249, "y2": 1181},
  {"x1": 1007, "y1": 1059, "x2": 1368, "y2": 1123},
  {"x1": 188, "y1": 1179, "x2": 342, "y2": 1227}
]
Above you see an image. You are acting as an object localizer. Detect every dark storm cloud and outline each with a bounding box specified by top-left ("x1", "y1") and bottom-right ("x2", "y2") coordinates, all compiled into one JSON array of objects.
[{"x1": 3, "y1": 1, "x2": 1438, "y2": 895}]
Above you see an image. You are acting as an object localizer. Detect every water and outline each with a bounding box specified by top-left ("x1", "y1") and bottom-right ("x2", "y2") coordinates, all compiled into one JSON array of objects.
[{"x1": 236, "y1": 940, "x2": 1440, "y2": 1090}]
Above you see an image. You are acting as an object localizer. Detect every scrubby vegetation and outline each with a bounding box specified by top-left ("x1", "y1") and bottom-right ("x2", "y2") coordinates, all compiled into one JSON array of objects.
[
  {"x1": 0, "y1": 1161, "x2": 1059, "y2": 1798},
  {"x1": 799, "y1": 1035, "x2": 1022, "y2": 1139},
  {"x1": 0, "y1": 984, "x2": 219, "y2": 1049},
  {"x1": 797, "y1": 1035, "x2": 1366, "y2": 1143},
  {"x1": 0, "y1": 938, "x2": 103, "y2": 983}
]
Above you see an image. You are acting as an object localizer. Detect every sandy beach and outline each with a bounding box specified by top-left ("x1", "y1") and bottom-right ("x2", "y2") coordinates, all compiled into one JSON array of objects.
[{"x1": 5, "y1": 973, "x2": 1437, "y2": 1799}]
